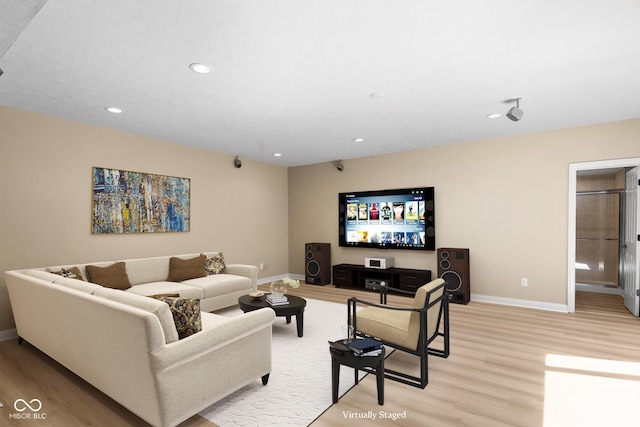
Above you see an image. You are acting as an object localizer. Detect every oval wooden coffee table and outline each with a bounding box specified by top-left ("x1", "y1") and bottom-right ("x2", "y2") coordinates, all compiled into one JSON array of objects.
[{"x1": 238, "y1": 294, "x2": 306, "y2": 337}]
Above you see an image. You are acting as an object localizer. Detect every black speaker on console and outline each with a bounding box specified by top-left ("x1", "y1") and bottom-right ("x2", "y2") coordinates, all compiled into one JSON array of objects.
[
  {"x1": 437, "y1": 248, "x2": 470, "y2": 304},
  {"x1": 305, "y1": 243, "x2": 331, "y2": 285}
]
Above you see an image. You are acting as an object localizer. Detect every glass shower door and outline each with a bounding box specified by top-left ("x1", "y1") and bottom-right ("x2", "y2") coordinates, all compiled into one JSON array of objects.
[{"x1": 575, "y1": 192, "x2": 620, "y2": 287}]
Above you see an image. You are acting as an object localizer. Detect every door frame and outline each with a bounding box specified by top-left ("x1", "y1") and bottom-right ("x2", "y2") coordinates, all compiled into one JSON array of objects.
[
  {"x1": 568, "y1": 157, "x2": 640, "y2": 313},
  {"x1": 622, "y1": 167, "x2": 639, "y2": 315}
]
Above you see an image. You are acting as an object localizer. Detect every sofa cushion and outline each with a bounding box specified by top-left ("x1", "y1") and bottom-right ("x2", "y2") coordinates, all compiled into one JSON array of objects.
[
  {"x1": 123, "y1": 256, "x2": 171, "y2": 285},
  {"x1": 93, "y1": 287, "x2": 180, "y2": 343},
  {"x1": 167, "y1": 255, "x2": 207, "y2": 282},
  {"x1": 86, "y1": 262, "x2": 132, "y2": 290},
  {"x1": 53, "y1": 276, "x2": 103, "y2": 294},
  {"x1": 25, "y1": 270, "x2": 62, "y2": 283},
  {"x1": 205, "y1": 252, "x2": 226, "y2": 275},
  {"x1": 126, "y1": 281, "x2": 204, "y2": 300},
  {"x1": 153, "y1": 296, "x2": 202, "y2": 339},
  {"x1": 48, "y1": 266, "x2": 88, "y2": 281},
  {"x1": 182, "y1": 274, "x2": 252, "y2": 299}
]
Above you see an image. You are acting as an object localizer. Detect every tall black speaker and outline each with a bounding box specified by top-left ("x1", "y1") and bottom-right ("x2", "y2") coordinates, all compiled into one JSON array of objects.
[
  {"x1": 305, "y1": 243, "x2": 331, "y2": 285},
  {"x1": 437, "y1": 248, "x2": 470, "y2": 304}
]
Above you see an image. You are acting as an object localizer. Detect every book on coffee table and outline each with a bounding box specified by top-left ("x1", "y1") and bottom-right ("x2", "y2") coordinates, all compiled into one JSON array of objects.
[{"x1": 266, "y1": 294, "x2": 289, "y2": 306}]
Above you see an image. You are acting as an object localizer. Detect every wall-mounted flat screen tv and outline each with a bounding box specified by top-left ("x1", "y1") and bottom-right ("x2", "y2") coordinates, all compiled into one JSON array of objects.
[{"x1": 338, "y1": 187, "x2": 435, "y2": 251}]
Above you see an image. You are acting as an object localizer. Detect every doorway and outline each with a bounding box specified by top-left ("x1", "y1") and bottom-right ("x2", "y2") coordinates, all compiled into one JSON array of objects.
[
  {"x1": 567, "y1": 158, "x2": 640, "y2": 314},
  {"x1": 575, "y1": 169, "x2": 623, "y2": 292}
]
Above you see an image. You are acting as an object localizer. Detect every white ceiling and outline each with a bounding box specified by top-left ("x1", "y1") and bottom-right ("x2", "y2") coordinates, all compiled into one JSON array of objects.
[{"x1": 1, "y1": 0, "x2": 640, "y2": 167}]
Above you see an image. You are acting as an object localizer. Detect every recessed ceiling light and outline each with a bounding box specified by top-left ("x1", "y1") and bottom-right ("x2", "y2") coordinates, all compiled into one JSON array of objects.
[
  {"x1": 487, "y1": 113, "x2": 501, "y2": 119},
  {"x1": 353, "y1": 138, "x2": 365, "y2": 142},
  {"x1": 273, "y1": 153, "x2": 282, "y2": 157},
  {"x1": 189, "y1": 63, "x2": 210, "y2": 74},
  {"x1": 105, "y1": 107, "x2": 122, "y2": 114}
]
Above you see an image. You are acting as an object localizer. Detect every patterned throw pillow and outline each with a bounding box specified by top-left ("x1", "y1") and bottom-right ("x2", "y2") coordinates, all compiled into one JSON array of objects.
[
  {"x1": 205, "y1": 252, "x2": 226, "y2": 275},
  {"x1": 50, "y1": 266, "x2": 88, "y2": 281},
  {"x1": 154, "y1": 296, "x2": 202, "y2": 339}
]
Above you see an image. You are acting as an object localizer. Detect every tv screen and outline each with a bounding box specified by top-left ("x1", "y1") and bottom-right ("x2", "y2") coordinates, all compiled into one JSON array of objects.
[{"x1": 338, "y1": 187, "x2": 435, "y2": 251}]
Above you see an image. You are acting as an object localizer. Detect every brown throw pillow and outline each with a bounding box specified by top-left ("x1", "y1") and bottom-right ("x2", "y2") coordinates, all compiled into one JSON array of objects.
[
  {"x1": 85, "y1": 262, "x2": 132, "y2": 290},
  {"x1": 205, "y1": 252, "x2": 226, "y2": 275},
  {"x1": 154, "y1": 296, "x2": 202, "y2": 339},
  {"x1": 167, "y1": 255, "x2": 207, "y2": 282}
]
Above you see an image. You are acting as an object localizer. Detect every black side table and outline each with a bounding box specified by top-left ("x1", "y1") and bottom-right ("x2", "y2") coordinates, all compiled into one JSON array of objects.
[{"x1": 330, "y1": 340, "x2": 385, "y2": 405}]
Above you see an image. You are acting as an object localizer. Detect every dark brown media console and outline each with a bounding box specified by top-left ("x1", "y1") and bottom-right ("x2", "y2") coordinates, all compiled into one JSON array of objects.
[{"x1": 332, "y1": 263, "x2": 431, "y2": 294}]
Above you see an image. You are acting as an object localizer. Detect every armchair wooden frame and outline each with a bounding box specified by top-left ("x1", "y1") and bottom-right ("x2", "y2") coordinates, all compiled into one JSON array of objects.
[{"x1": 348, "y1": 280, "x2": 450, "y2": 388}]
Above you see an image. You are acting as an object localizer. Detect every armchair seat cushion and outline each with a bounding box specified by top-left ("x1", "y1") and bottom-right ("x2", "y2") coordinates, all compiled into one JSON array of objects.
[{"x1": 357, "y1": 307, "x2": 417, "y2": 349}]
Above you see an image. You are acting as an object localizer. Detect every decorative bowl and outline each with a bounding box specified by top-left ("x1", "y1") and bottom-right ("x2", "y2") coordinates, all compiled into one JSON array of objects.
[{"x1": 249, "y1": 292, "x2": 264, "y2": 299}]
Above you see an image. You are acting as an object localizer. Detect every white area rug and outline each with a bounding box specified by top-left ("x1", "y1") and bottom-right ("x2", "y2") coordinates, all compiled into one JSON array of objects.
[{"x1": 199, "y1": 298, "x2": 373, "y2": 427}]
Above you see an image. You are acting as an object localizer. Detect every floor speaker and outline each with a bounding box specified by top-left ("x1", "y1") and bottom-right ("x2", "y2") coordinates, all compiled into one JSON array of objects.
[
  {"x1": 437, "y1": 248, "x2": 470, "y2": 304},
  {"x1": 305, "y1": 243, "x2": 331, "y2": 285}
]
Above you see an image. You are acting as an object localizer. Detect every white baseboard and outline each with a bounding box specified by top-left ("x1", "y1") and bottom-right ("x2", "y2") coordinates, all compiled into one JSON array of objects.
[
  {"x1": 471, "y1": 294, "x2": 569, "y2": 313},
  {"x1": 258, "y1": 276, "x2": 570, "y2": 313},
  {"x1": 0, "y1": 328, "x2": 18, "y2": 342}
]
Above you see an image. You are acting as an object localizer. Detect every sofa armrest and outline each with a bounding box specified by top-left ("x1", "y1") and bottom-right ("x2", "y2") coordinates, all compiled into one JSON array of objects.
[
  {"x1": 153, "y1": 307, "x2": 274, "y2": 370},
  {"x1": 151, "y1": 307, "x2": 275, "y2": 426},
  {"x1": 225, "y1": 263, "x2": 259, "y2": 291}
]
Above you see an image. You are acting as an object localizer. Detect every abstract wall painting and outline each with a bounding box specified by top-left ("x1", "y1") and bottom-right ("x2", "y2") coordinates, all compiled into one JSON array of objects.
[{"x1": 92, "y1": 167, "x2": 190, "y2": 234}]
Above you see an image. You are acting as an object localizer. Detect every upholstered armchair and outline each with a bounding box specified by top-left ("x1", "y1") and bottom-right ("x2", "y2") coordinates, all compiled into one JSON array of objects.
[{"x1": 348, "y1": 278, "x2": 449, "y2": 388}]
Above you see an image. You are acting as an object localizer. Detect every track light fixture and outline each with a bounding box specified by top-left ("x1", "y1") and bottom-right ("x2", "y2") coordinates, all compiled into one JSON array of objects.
[
  {"x1": 234, "y1": 156, "x2": 242, "y2": 168},
  {"x1": 507, "y1": 98, "x2": 524, "y2": 122},
  {"x1": 336, "y1": 160, "x2": 344, "y2": 171}
]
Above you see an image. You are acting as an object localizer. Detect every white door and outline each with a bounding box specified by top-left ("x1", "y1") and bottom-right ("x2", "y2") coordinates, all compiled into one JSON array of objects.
[{"x1": 621, "y1": 167, "x2": 639, "y2": 316}]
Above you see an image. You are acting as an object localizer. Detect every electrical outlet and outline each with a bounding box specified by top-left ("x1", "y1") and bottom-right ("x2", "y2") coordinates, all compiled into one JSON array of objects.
[
  {"x1": 259, "y1": 263, "x2": 264, "y2": 270},
  {"x1": 521, "y1": 278, "x2": 528, "y2": 287}
]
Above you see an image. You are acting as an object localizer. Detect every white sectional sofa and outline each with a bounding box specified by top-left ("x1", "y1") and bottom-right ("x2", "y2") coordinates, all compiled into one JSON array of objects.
[
  {"x1": 36, "y1": 251, "x2": 259, "y2": 312},
  {"x1": 5, "y1": 252, "x2": 275, "y2": 427}
]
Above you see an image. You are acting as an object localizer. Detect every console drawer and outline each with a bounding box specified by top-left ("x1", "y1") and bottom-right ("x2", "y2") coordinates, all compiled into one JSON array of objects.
[
  {"x1": 332, "y1": 266, "x2": 353, "y2": 287},
  {"x1": 397, "y1": 271, "x2": 431, "y2": 292}
]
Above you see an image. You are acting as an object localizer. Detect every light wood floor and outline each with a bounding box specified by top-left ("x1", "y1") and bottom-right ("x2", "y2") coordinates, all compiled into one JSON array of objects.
[{"x1": 1, "y1": 287, "x2": 638, "y2": 426}]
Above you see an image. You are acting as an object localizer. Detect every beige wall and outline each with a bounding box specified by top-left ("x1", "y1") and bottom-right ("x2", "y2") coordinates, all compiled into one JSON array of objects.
[
  {"x1": 2, "y1": 105, "x2": 640, "y2": 332},
  {"x1": 288, "y1": 119, "x2": 640, "y2": 306},
  {"x1": 0, "y1": 107, "x2": 289, "y2": 332}
]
